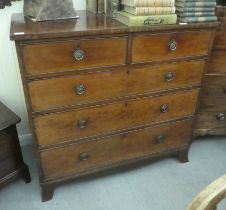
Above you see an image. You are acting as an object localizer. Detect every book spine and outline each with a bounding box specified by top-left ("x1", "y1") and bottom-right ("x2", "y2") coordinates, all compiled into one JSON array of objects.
[
  {"x1": 176, "y1": 2, "x2": 217, "y2": 7},
  {"x1": 98, "y1": 0, "x2": 105, "y2": 14},
  {"x1": 134, "y1": 7, "x2": 176, "y2": 15},
  {"x1": 178, "y1": 11, "x2": 215, "y2": 17},
  {"x1": 130, "y1": 14, "x2": 177, "y2": 26},
  {"x1": 177, "y1": 7, "x2": 215, "y2": 12},
  {"x1": 178, "y1": 0, "x2": 216, "y2": 2},
  {"x1": 123, "y1": 0, "x2": 175, "y2": 7},
  {"x1": 179, "y1": 16, "x2": 217, "y2": 22},
  {"x1": 87, "y1": 0, "x2": 98, "y2": 14}
]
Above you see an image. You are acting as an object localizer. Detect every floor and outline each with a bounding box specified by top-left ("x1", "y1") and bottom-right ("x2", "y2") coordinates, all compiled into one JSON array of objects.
[{"x1": 1, "y1": 137, "x2": 226, "y2": 210}]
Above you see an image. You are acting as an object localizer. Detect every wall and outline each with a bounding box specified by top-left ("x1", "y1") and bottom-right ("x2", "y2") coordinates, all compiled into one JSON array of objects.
[{"x1": 0, "y1": 0, "x2": 86, "y2": 144}]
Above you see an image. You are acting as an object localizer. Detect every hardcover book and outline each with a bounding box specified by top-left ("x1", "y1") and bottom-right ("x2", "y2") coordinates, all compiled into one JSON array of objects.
[
  {"x1": 87, "y1": 0, "x2": 98, "y2": 14},
  {"x1": 121, "y1": 0, "x2": 175, "y2": 7},
  {"x1": 178, "y1": 16, "x2": 217, "y2": 22},
  {"x1": 176, "y1": 1, "x2": 217, "y2": 7},
  {"x1": 124, "y1": 6, "x2": 176, "y2": 15},
  {"x1": 115, "y1": 11, "x2": 177, "y2": 26},
  {"x1": 176, "y1": 7, "x2": 215, "y2": 12},
  {"x1": 177, "y1": 11, "x2": 215, "y2": 17}
]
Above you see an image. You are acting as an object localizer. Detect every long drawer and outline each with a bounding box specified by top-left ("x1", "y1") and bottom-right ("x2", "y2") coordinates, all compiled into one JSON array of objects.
[
  {"x1": 23, "y1": 37, "x2": 127, "y2": 75},
  {"x1": 40, "y1": 119, "x2": 193, "y2": 181},
  {"x1": 132, "y1": 31, "x2": 211, "y2": 63},
  {"x1": 199, "y1": 76, "x2": 226, "y2": 110},
  {"x1": 28, "y1": 60, "x2": 205, "y2": 112},
  {"x1": 34, "y1": 89, "x2": 198, "y2": 147}
]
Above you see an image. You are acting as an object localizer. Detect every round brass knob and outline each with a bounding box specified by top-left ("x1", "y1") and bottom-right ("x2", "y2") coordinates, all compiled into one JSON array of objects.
[
  {"x1": 75, "y1": 84, "x2": 86, "y2": 95},
  {"x1": 77, "y1": 119, "x2": 88, "y2": 129},
  {"x1": 79, "y1": 153, "x2": 90, "y2": 161},
  {"x1": 73, "y1": 48, "x2": 85, "y2": 61},
  {"x1": 156, "y1": 135, "x2": 165, "y2": 144},
  {"x1": 165, "y1": 72, "x2": 174, "y2": 82},
  {"x1": 160, "y1": 104, "x2": 169, "y2": 113},
  {"x1": 169, "y1": 40, "x2": 177, "y2": 51},
  {"x1": 216, "y1": 113, "x2": 226, "y2": 121}
]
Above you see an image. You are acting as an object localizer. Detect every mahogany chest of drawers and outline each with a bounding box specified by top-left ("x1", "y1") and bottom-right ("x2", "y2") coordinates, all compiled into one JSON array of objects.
[
  {"x1": 194, "y1": 6, "x2": 226, "y2": 136},
  {"x1": 10, "y1": 11, "x2": 217, "y2": 201}
]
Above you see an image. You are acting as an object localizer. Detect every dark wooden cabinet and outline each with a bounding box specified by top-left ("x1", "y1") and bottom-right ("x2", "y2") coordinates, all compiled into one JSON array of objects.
[
  {"x1": 0, "y1": 102, "x2": 30, "y2": 188},
  {"x1": 194, "y1": 6, "x2": 226, "y2": 136},
  {"x1": 10, "y1": 11, "x2": 217, "y2": 201}
]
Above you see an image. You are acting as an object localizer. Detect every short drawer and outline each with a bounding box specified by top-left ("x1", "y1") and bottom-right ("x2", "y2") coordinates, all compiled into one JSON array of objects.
[
  {"x1": 206, "y1": 50, "x2": 226, "y2": 74},
  {"x1": 40, "y1": 119, "x2": 193, "y2": 181},
  {"x1": 132, "y1": 31, "x2": 211, "y2": 63},
  {"x1": 28, "y1": 60, "x2": 205, "y2": 112},
  {"x1": 199, "y1": 76, "x2": 226, "y2": 110},
  {"x1": 34, "y1": 89, "x2": 198, "y2": 146},
  {"x1": 23, "y1": 37, "x2": 127, "y2": 75},
  {"x1": 194, "y1": 110, "x2": 226, "y2": 136}
]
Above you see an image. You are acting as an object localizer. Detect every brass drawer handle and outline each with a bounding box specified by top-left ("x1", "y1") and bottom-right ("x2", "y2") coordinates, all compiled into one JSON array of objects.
[
  {"x1": 160, "y1": 104, "x2": 169, "y2": 113},
  {"x1": 169, "y1": 40, "x2": 177, "y2": 51},
  {"x1": 156, "y1": 135, "x2": 165, "y2": 144},
  {"x1": 165, "y1": 72, "x2": 174, "y2": 82},
  {"x1": 79, "y1": 153, "x2": 90, "y2": 161},
  {"x1": 73, "y1": 48, "x2": 85, "y2": 61},
  {"x1": 77, "y1": 119, "x2": 88, "y2": 129},
  {"x1": 216, "y1": 113, "x2": 226, "y2": 121},
  {"x1": 75, "y1": 84, "x2": 86, "y2": 95}
]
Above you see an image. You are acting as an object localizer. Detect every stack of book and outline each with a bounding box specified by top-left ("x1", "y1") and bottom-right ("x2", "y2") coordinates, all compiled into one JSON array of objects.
[
  {"x1": 176, "y1": 0, "x2": 217, "y2": 23},
  {"x1": 115, "y1": 0, "x2": 177, "y2": 26},
  {"x1": 86, "y1": 0, "x2": 121, "y2": 17}
]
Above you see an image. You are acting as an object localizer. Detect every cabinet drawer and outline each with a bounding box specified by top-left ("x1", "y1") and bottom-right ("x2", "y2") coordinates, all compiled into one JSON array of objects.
[
  {"x1": 23, "y1": 37, "x2": 127, "y2": 75},
  {"x1": 40, "y1": 119, "x2": 193, "y2": 181},
  {"x1": 29, "y1": 60, "x2": 205, "y2": 112},
  {"x1": 34, "y1": 89, "x2": 198, "y2": 146},
  {"x1": 214, "y1": 16, "x2": 226, "y2": 47},
  {"x1": 132, "y1": 31, "x2": 211, "y2": 63},
  {"x1": 194, "y1": 110, "x2": 226, "y2": 136},
  {"x1": 200, "y1": 76, "x2": 226, "y2": 110},
  {"x1": 206, "y1": 50, "x2": 226, "y2": 74}
]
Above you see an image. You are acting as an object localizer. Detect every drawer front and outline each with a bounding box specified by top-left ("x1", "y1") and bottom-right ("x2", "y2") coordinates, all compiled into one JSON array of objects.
[
  {"x1": 199, "y1": 76, "x2": 226, "y2": 110},
  {"x1": 34, "y1": 89, "x2": 198, "y2": 146},
  {"x1": 29, "y1": 60, "x2": 205, "y2": 112},
  {"x1": 23, "y1": 37, "x2": 127, "y2": 75},
  {"x1": 40, "y1": 120, "x2": 193, "y2": 181},
  {"x1": 194, "y1": 110, "x2": 226, "y2": 136},
  {"x1": 214, "y1": 17, "x2": 226, "y2": 46},
  {"x1": 132, "y1": 31, "x2": 211, "y2": 63},
  {"x1": 0, "y1": 157, "x2": 19, "y2": 178},
  {"x1": 206, "y1": 50, "x2": 226, "y2": 74}
]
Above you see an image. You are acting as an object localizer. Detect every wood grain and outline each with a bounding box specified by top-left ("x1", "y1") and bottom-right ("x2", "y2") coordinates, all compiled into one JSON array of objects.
[
  {"x1": 199, "y1": 75, "x2": 226, "y2": 110},
  {"x1": 23, "y1": 37, "x2": 127, "y2": 75},
  {"x1": 34, "y1": 89, "x2": 198, "y2": 147},
  {"x1": 10, "y1": 11, "x2": 219, "y2": 41},
  {"x1": 206, "y1": 50, "x2": 226, "y2": 74},
  {"x1": 28, "y1": 60, "x2": 205, "y2": 112},
  {"x1": 187, "y1": 174, "x2": 226, "y2": 210},
  {"x1": 40, "y1": 119, "x2": 193, "y2": 181},
  {"x1": 194, "y1": 110, "x2": 226, "y2": 136},
  {"x1": 132, "y1": 31, "x2": 211, "y2": 63}
]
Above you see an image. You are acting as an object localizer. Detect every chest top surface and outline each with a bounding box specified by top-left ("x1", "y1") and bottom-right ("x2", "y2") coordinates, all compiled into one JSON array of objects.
[
  {"x1": 10, "y1": 10, "x2": 219, "y2": 41},
  {"x1": 0, "y1": 102, "x2": 20, "y2": 132}
]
